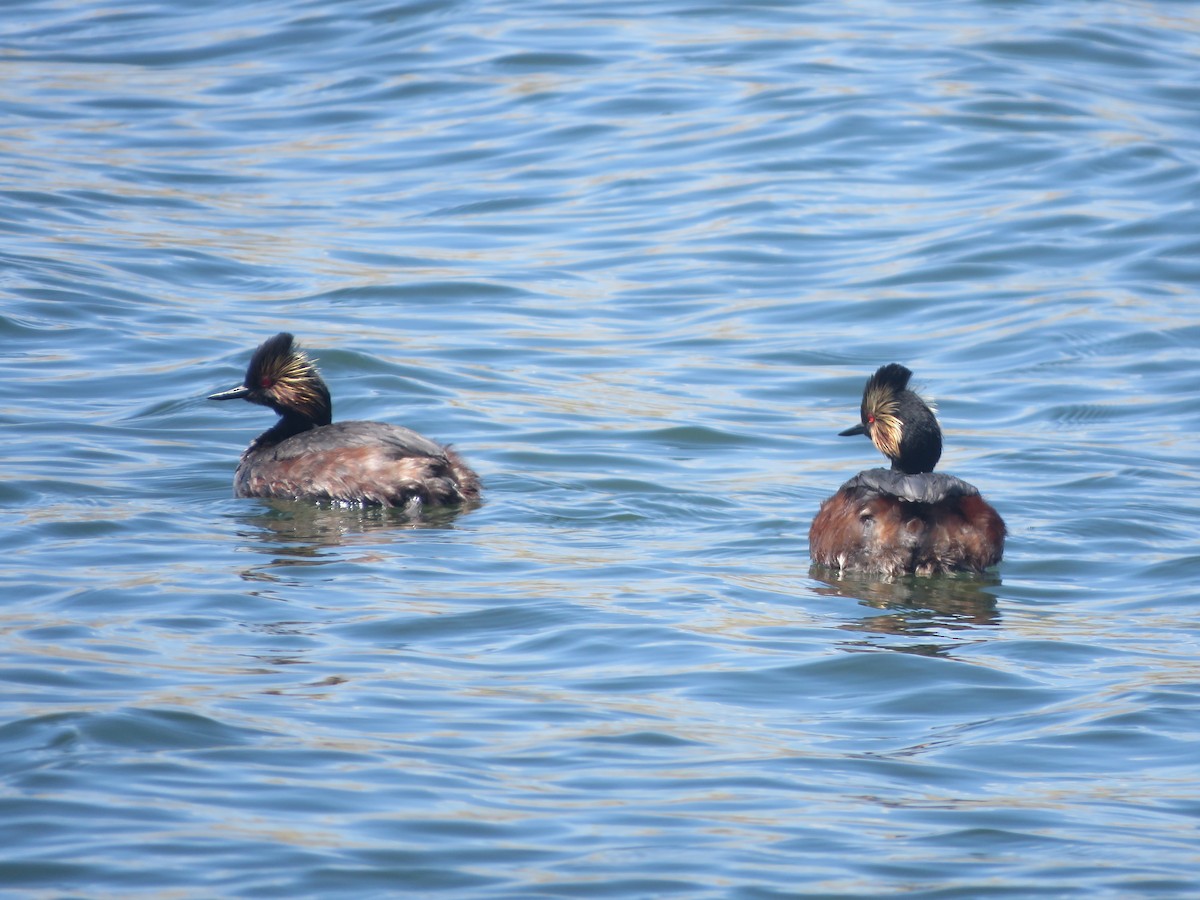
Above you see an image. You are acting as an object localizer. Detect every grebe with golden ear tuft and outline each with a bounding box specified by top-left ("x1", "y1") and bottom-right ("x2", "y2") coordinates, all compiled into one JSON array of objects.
[
  {"x1": 809, "y1": 363, "x2": 1004, "y2": 576},
  {"x1": 209, "y1": 333, "x2": 480, "y2": 511}
]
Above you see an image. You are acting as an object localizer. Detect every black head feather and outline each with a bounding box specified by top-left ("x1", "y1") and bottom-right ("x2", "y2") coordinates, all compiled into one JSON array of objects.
[
  {"x1": 210, "y1": 332, "x2": 332, "y2": 429},
  {"x1": 842, "y1": 362, "x2": 942, "y2": 474}
]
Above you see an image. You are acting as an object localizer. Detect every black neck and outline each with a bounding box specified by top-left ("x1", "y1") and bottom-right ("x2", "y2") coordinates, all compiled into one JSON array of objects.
[{"x1": 254, "y1": 412, "x2": 317, "y2": 449}]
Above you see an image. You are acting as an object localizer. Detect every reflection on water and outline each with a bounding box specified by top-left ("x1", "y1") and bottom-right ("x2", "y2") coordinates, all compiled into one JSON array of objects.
[
  {"x1": 812, "y1": 566, "x2": 1001, "y2": 655},
  {"x1": 230, "y1": 499, "x2": 478, "y2": 549}
]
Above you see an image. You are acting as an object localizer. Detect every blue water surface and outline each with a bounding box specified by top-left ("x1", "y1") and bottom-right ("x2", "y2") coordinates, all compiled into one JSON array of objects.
[{"x1": 2, "y1": 1, "x2": 1200, "y2": 896}]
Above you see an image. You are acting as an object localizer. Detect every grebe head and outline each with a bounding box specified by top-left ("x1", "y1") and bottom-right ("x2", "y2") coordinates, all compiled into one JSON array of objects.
[
  {"x1": 838, "y1": 363, "x2": 942, "y2": 475},
  {"x1": 209, "y1": 332, "x2": 332, "y2": 427}
]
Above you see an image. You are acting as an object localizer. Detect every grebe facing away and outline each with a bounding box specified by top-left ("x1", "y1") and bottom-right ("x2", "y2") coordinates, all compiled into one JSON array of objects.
[
  {"x1": 809, "y1": 363, "x2": 1005, "y2": 576},
  {"x1": 209, "y1": 333, "x2": 480, "y2": 510}
]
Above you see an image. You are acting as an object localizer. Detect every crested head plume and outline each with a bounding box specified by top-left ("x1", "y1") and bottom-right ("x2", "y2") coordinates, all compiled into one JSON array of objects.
[
  {"x1": 855, "y1": 363, "x2": 941, "y2": 474},
  {"x1": 243, "y1": 332, "x2": 332, "y2": 426},
  {"x1": 247, "y1": 332, "x2": 311, "y2": 389},
  {"x1": 865, "y1": 363, "x2": 913, "y2": 397}
]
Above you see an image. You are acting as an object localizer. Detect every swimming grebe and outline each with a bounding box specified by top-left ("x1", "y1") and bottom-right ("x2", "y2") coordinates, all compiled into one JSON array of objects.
[
  {"x1": 209, "y1": 333, "x2": 480, "y2": 510},
  {"x1": 809, "y1": 363, "x2": 1005, "y2": 576}
]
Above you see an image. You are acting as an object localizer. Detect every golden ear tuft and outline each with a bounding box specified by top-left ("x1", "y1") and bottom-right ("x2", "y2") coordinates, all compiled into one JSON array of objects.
[{"x1": 861, "y1": 364, "x2": 909, "y2": 461}]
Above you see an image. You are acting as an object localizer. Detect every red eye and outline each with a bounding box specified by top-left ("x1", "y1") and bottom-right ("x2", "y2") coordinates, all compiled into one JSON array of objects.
[
  {"x1": 260, "y1": 376, "x2": 274, "y2": 388},
  {"x1": 867, "y1": 414, "x2": 875, "y2": 424}
]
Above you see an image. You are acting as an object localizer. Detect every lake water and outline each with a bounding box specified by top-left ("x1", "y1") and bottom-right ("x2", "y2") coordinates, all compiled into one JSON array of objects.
[{"x1": 2, "y1": 1, "x2": 1199, "y2": 896}]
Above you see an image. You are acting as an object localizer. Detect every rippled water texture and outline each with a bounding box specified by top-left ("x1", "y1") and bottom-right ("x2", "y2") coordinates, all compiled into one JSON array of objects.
[{"x1": 2, "y1": 1, "x2": 1200, "y2": 896}]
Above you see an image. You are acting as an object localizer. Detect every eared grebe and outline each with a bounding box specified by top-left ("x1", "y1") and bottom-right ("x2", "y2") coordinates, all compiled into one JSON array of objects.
[
  {"x1": 209, "y1": 333, "x2": 480, "y2": 510},
  {"x1": 809, "y1": 363, "x2": 1005, "y2": 576}
]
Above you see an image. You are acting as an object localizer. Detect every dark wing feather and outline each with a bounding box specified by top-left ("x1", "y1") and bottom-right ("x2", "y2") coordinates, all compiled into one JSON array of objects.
[
  {"x1": 268, "y1": 421, "x2": 448, "y2": 461},
  {"x1": 844, "y1": 467, "x2": 979, "y2": 503}
]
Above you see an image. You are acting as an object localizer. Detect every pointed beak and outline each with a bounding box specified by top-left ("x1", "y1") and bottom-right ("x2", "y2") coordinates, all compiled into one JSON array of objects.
[
  {"x1": 838, "y1": 423, "x2": 867, "y2": 437},
  {"x1": 208, "y1": 385, "x2": 251, "y2": 402}
]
